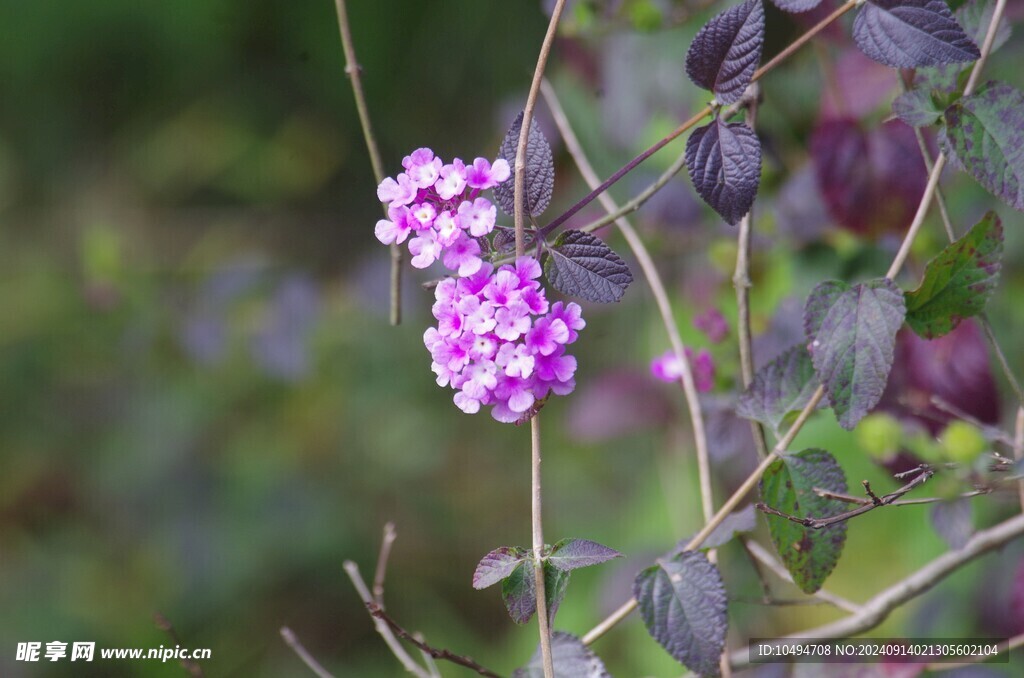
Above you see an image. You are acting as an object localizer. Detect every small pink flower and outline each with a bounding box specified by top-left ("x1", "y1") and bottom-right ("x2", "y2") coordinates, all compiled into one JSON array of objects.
[
  {"x1": 435, "y1": 159, "x2": 468, "y2": 200},
  {"x1": 410, "y1": 202, "x2": 438, "y2": 230},
  {"x1": 434, "y1": 210, "x2": 461, "y2": 247},
  {"x1": 494, "y1": 301, "x2": 531, "y2": 341},
  {"x1": 403, "y1": 148, "x2": 442, "y2": 189},
  {"x1": 409, "y1": 232, "x2": 442, "y2": 268},
  {"x1": 442, "y1": 233, "x2": 483, "y2": 277},
  {"x1": 466, "y1": 157, "x2": 511, "y2": 189},
  {"x1": 650, "y1": 348, "x2": 715, "y2": 392},
  {"x1": 377, "y1": 173, "x2": 417, "y2": 207},
  {"x1": 457, "y1": 198, "x2": 497, "y2": 237}
]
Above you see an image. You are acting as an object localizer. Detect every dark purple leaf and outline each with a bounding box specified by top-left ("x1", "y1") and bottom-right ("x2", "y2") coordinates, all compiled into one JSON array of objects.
[
  {"x1": 634, "y1": 551, "x2": 728, "y2": 675},
  {"x1": 513, "y1": 632, "x2": 611, "y2": 678},
  {"x1": 760, "y1": 448, "x2": 848, "y2": 593},
  {"x1": 811, "y1": 119, "x2": 927, "y2": 236},
  {"x1": 944, "y1": 81, "x2": 1024, "y2": 211},
  {"x1": 544, "y1": 230, "x2": 633, "y2": 303},
  {"x1": 737, "y1": 344, "x2": 823, "y2": 436},
  {"x1": 905, "y1": 211, "x2": 1003, "y2": 339},
  {"x1": 473, "y1": 546, "x2": 530, "y2": 589},
  {"x1": 771, "y1": 0, "x2": 823, "y2": 12},
  {"x1": 930, "y1": 499, "x2": 974, "y2": 549},
  {"x1": 494, "y1": 112, "x2": 555, "y2": 217},
  {"x1": 685, "y1": 0, "x2": 765, "y2": 105},
  {"x1": 853, "y1": 0, "x2": 980, "y2": 69},
  {"x1": 685, "y1": 118, "x2": 762, "y2": 225},
  {"x1": 804, "y1": 278, "x2": 907, "y2": 430},
  {"x1": 548, "y1": 539, "x2": 622, "y2": 572}
]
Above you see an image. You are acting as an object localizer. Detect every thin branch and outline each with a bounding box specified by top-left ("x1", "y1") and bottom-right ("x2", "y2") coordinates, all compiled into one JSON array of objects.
[
  {"x1": 154, "y1": 613, "x2": 204, "y2": 677},
  {"x1": 979, "y1": 315, "x2": 1024, "y2": 407},
  {"x1": 888, "y1": 0, "x2": 1007, "y2": 279},
  {"x1": 1015, "y1": 407, "x2": 1024, "y2": 512},
  {"x1": 514, "y1": 0, "x2": 567, "y2": 257},
  {"x1": 412, "y1": 633, "x2": 442, "y2": 678},
  {"x1": 367, "y1": 604, "x2": 502, "y2": 678},
  {"x1": 733, "y1": 88, "x2": 771, "y2": 461},
  {"x1": 344, "y1": 561, "x2": 430, "y2": 678},
  {"x1": 540, "y1": 77, "x2": 716, "y2": 535},
  {"x1": 750, "y1": 0, "x2": 858, "y2": 84},
  {"x1": 900, "y1": 77, "x2": 1024, "y2": 409},
  {"x1": 585, "y1": 0, "x2": 995, "y2": 647},
  {"x1": 815, "y1": 486, "x2": 993, "y2": 507},
  {"x1": 541, "y1": 0, "x2": 858, "y2": 239},
  {"x1": 755, "y1": 467, "x2": 935, "y2": 529},
  {"x1": 373, "y1": 521, "x2": 397, "y2": 606},
  {"x1": 742, "y1": 539, "x2": 861, "y2": 614},
  {"x1": 929, "y1": 396, "x2": 1017, "y2": 449},
  {"x1": 280, "y1": 627, "x2": 336, "y2": 678},
  {"x1": 333, "y1": 0, "x2": 402, "y2": 325},
  {"x1": 513, "y1": 6, "x2": 568, "y2": 673},
  {"x1": 529, "y1": 415, "x2": 555, "y2": 678},
  {"x1": 728, "y1": 512, "x2": 1024, "y2": 670},
  {"x1": 539, "y1": 105, "x2": 712, "y2": 239},
  {"x1": 963, "y1": 0, "x2": 1008, "y2": 97}
]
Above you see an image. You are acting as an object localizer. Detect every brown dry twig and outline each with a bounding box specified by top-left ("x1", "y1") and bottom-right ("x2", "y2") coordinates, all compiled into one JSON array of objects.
[{"x1": 755, "y1": 467, "x2": 935, "y2": 529}]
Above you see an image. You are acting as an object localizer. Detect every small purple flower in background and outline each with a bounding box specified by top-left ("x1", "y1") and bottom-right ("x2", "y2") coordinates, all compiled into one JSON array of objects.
[
  {"x1": 423, "y1": 256, "x2": 584, "y2": 422},
  {"x1": 650, "y1": 348, "x2": 715, "y2": 392},
  {"x1": 375, "y1": 147, "x2": 510, "y2": 275},
  {"x1": 693, "y1": 308, "x2": 729, "y2": 344}
]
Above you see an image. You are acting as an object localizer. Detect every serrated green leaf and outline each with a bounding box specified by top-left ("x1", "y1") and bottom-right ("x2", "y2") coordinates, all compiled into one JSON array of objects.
[
  {"x1": 944, "y1": 81, "x2": 1024, "y2": 211},
  {"x1": 905, "y1": 211, "x2": 1003, "y2": 338},
  {"x1": 760, "y1": 448, "x2": 848, "y2": 594},
  {"x1": 804, "y1": 278, "x2": 906, "y2": 430}
]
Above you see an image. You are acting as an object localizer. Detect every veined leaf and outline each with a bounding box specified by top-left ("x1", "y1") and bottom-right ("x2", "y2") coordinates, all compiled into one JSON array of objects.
[
  {"x1": 685, "y1": 118, "x2": 762, "y2": 225},
  {"x1": 547, "y1": 539, "x2": 622, "y2": 572},
  {"x1": 853, "y1": 0, "x2": 980, "y2": 69},
  {"x1": 544, "y1": 230, "x2": 633, "y2": 303},
  {"x1": 804, "y1": 279, "x2": 906, "y2": 430},
  {"x1": 944, "y1": 81, "x2": 1024, "y2": 211},
  {"x1": 905, "y1": 211, "x2": 1003, "y2": 339},
  {"x1": 760, "y1": 448, "x2": 848, "y2": 593},
  {"x1": 494, "y1": 112, "x2": 555, "y2": 217},
  {"x1": 634, "y1": 551, "x2": 728, "y2": 676},
  {"x1": 685, "y1": 0, "x2": 765, "y2": 105},
  {"x1": 473, "y1": 546, "x2": 530, "y2": 589},
  {"x1": 736, "y1": 345, "x2": 822, "y2": 436}
]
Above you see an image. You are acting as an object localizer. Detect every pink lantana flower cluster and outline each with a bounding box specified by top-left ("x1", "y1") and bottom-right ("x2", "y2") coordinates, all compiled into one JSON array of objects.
[
  {"x1": 651, "y1": 348, "x2": 715, "y2": 392},
  {"x1": 423, "y1": 257, "x2": 585, "y2": 423},
  {"x1": 374, "y1": 148, "x2": 510, "y2": 276}
]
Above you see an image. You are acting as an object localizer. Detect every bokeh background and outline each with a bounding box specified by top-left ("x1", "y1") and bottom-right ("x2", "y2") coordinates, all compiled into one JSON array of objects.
[{"x1": 3, "y1": 0, "x2": 1024, "y2": 675}]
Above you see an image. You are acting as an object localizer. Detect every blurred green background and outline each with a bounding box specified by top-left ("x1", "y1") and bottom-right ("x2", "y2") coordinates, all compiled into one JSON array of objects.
[{"x1": 2, "y1": 0, "x2": 1024, "y2": 676}]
